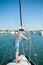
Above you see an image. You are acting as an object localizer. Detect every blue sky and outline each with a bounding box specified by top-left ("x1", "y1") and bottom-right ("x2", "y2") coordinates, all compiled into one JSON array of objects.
[{"x1": 0, "y1": 0, "x2": 43, "y2": 30}]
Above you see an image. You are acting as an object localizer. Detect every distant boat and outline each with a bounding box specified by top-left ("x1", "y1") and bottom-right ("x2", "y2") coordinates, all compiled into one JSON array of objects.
[
  {"x1": 33, "y1": 31, "x2": 36, "y2": 34},
  {"x1": 41, "y1": 31, "x2": 43, "y2": 36},
  {"x1": 10, "y1": 31, "x2": 15, "y2": 34}
]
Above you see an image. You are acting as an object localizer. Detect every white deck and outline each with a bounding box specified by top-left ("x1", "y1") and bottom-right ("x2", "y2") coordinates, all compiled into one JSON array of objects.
[{"x1": 7, "y1": 55, "x2": 31, "y2": 65}]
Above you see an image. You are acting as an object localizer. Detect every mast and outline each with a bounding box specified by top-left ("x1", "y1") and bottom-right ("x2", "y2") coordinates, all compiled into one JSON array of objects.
[{"x1": 19, "y1": 0, "x2": 22, "y2": 28}]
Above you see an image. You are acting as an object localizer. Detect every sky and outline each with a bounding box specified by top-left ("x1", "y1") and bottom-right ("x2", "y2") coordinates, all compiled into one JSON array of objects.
[{"x1": 0, "y1": 0, "x2": 43, "y2": 31}]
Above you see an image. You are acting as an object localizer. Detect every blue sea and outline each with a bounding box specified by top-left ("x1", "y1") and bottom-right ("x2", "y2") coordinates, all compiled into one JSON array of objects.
[{"x1": 0, "y1": 33, "x2": 43, "y2": 65}]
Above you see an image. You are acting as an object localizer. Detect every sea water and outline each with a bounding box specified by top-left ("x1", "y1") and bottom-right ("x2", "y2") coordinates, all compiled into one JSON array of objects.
[{"x1": 0, "y1": 33, "x2": 43, "y2": 65}]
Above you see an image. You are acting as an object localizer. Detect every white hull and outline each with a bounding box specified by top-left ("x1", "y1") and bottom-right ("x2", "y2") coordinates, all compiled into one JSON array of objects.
[
  {"x1": 7, "y1": 55, "x2": 31, "y2": 65},
  {"x1": 42, "y1": 31, "x2": 43, "y2": 36}
]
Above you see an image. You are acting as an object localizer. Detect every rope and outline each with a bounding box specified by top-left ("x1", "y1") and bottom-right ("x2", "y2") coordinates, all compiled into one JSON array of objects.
[
  {"x1": 0, "y1": 37, "x2": 15, "y2": 65},
  {"x1": 30, "y1": 39, "x2": 38, "y2": 65},
  {"x1": 9, "y1": 41, "x2": 12, "y2": 61},
  {"x1": 0, "y1": 36, "x2": 15, "y2": 48},
  {"x1": 29, "y1": 38, "x2": 32, "y2": 60},
  {"x1": 21, "y1": 38, "x2": 25, "y2": 55},
  {"x1": 26, "y1": 33, "x2": 38, "y2": 65},
  {"x1": 34, "y1": 54, "x2": 38, "y2": 65},
  {"x1": 0, "y1": 41, "x2": 10, "y2": 48}
]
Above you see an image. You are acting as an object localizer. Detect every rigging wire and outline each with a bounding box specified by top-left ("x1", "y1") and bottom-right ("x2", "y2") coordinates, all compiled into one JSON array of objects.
[
  {"x1": 21, "y1": 38, "x2": 25, "y2": 55},
  {"x1": 29, "y1": 38, "x2": 32, "y2": 60},
  {"x1": 0, "y1": 37, "x2": 15, "y2": 65},
  {"x1": 0, "y1": 36, "x2": 15, "y2": 48},
  {"x1": 0, "y1": 41, "x2": 10, "y2": 48},
  {"x1": 9, "y1": 40, "x2": 12, "y2": 61},
  {"x1": 0, "y1": 42, "x2": 10, "y2": 65},
  {"x1": 30, "y1": 38, "x2": 39, "y2": 65},
  {"x1": 31, "y1": 43, "x2": 38, "y2": 65}
]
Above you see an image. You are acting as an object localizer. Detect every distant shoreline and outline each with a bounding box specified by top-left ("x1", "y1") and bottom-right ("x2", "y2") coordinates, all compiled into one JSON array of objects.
[{"x1": 0, "y1": 30, "x2": 43, "y2": 34}]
